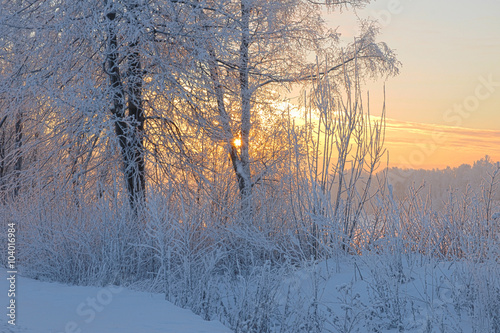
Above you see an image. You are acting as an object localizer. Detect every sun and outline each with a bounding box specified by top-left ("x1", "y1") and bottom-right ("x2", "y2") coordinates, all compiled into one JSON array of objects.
[{"x1": 233, "y1": 138, "x2": 242, "y2": 147}]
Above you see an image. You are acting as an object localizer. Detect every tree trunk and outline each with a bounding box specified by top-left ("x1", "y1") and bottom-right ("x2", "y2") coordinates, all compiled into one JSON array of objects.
[
  {"x1": 125, "y1": 2, "x2": 146, "y2": 214},
  {"x1": 13, "y1": 111, "x2": 23, "y2": 198},
  {"x1": 238, "y1": 0, "x2": 253, "y2": 217},
  {"x1": 105, "y1": 7, "x2": 145, "y2": 215}
]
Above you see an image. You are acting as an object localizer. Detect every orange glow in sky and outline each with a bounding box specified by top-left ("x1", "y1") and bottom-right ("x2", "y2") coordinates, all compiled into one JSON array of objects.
[
  {"x1": 384, "y1": 118, "x2": 500, "y2": 169},
  {"x1": 317, "y1": 0, "x2": 500, "y2": 169}
]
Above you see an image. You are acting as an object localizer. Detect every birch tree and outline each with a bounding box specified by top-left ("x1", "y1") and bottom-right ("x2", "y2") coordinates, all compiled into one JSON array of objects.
[{"x1": 193, "y1": 0, "x2": 399, "y2": 217}]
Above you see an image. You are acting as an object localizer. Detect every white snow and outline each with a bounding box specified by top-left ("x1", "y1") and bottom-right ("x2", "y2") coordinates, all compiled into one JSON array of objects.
[
  {"x1": 273, "y1": 255, "x2": 485, "y2": 333},
  {"x1": 0, "y1": 268, "x2": 232, "y2": 333}
]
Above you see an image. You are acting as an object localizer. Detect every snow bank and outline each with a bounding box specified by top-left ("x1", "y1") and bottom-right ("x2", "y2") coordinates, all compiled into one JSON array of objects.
[{"x1": 0, "y1": 268, "x2": 231, "y2": 333}]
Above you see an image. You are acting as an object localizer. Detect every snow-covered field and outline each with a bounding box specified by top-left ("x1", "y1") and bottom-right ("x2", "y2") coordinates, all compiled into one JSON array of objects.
[
  {"x1": 3, "y1": 255, "x2": 497, "y2": 333},
  {"x1": 276, "y1": 256, "x2": 474, "y2": 333},
  {"x1": 0, "y1": 268, "x2": 231, "y2": 333}
]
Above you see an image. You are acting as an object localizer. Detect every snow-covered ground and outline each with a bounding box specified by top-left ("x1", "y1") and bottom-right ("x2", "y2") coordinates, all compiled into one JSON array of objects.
[
  {"x1": 0, "y1": 268, "x2": 232, "y2": 333},
  {"x1": 1, "y1": 255, "x2": 497, "y2": 333},
  {"x1": 273, "y1": 255, "x2": 499, "y2": 333}
]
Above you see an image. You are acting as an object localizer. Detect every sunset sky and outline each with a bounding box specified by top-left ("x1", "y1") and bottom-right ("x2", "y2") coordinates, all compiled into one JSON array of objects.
[{"x1": 325, "y1": 0, "x2": 500, "y2": 169}]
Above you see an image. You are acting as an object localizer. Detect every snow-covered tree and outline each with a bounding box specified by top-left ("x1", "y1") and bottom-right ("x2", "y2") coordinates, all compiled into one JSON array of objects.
[
  {"x1": 188, "y1": 0, "x2": 399, "y2": 217},
  {"x1": 1, "y1": 0, "x2": 399, "y2": 232}
]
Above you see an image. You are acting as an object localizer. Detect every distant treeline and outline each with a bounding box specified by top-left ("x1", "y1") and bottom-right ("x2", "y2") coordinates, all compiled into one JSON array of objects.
[{"x1": 386, "y1": 155, "x2": 500, "y2": 210}]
